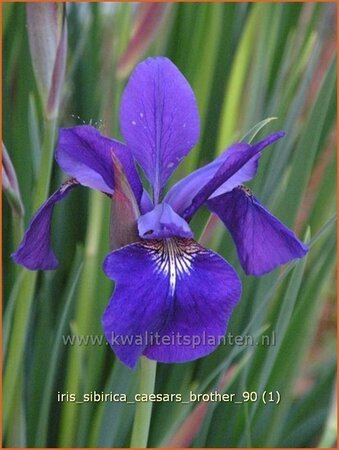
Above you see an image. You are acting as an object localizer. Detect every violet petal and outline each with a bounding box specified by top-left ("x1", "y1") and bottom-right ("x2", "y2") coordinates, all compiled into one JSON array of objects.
[
  {"x1": 137, "y1": 203, "x2": 193, "y2": 239},
  {"x1": 103, "y1": 241, "x2": 173, "y2": 368},
  {"x1": 165, "y1": 143, "x2": 259, "y2": 215},
  {"x1": 207, "y1": 186, "x2": 309, "y2": 276},
  {"x1": 12, "y1": 179, "x2": 78, "y2": 270},
  {"x1": 182, "y1": 131, "x2": 285, "y2": 222},
  {"x1": 120, "y1": 57, "x2": 200, "y2": 201},
  {"x1": 55, "y1": 125, "x2": 142, "y2": 203},
  {"x1": 102, "y1": 238, "x2": 241, "y2": 368}
]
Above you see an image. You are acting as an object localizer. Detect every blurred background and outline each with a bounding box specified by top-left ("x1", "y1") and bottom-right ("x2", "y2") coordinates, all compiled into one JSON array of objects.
[{"x1": 3, "y1": 2, "x2": 336, "y2": 448}]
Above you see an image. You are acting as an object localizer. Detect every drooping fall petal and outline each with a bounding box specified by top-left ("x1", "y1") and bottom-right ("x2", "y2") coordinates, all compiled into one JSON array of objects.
[
  {"x1": 182, "y1": 131, "x2": 285, "y2": 222},
  {"x1": 165, "y1": 142, "x2": 259, "y2": 215},
  {"x1": 208, "y1": 186, "x2": 309, "y2": 275},
  {"x1": 103, "y1": 238, "x2": 241, "y2": 368},
  {"x1": 12, "y1": 179, "x2": 78, "y2": 270}
]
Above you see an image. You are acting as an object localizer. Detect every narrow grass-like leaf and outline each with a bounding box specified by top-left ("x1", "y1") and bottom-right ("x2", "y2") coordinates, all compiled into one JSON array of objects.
[
  {"x1": 35, "y1": 251, "x2": 83, "y2": 446},
  {"x1": 240, "y1": 117, "x2": 277, "y2": 143},
  {"x1": 216, "y1": 4, "x2": 261, "y2": 149},
  {"x1": 316, "y1": 384, "x2": 337, "y2": 448},
  {"x1": 278, "y1": 56, "x2": 336, "y2": 227}
]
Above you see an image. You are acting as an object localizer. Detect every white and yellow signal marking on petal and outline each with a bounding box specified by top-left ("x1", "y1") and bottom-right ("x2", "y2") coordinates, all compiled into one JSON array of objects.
[{"x1": 139, "y1": 238, "x2": 202, "y2": 295}]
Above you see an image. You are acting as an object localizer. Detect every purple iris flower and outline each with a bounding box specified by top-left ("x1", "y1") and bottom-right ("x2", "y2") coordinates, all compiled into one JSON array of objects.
[{"x1": 13, "y1": 57, "x2": 308, "y2": 368}]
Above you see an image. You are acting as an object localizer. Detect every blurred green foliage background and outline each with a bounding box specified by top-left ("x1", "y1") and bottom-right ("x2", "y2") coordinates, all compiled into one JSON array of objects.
[{"x1": 3, "y1": 2, "x2": 336, "y2": 448}]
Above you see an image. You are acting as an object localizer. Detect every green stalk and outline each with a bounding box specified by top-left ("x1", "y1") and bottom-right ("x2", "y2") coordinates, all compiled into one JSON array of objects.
[
  {"x1": 59, "y1": 190, "x2": 106, "y2": 446},
  {"x1": 32, "y1": 119, "x2": 57, "y2": 208},
  {"x1": 3, "y1": 118, "x2": 57, "y2": 438},
  {"x1": 130, "y1": 357, "x2": 157, "y2": 448}
]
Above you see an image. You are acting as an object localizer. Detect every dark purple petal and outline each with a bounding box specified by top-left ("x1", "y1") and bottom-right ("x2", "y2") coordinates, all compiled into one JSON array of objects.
[
  {"x1": 55, "y1": 125, "x2": 142, "y2": 204},
  {"x1": 137, "y1": 203, "x2": 193, "y2": 239},
  {"x1": 120, "y1": 57, "x2": 200, "y2": 201},
  {"x1": 12, "y1": 179, "x2": 78, "y2": 270},
  {"x1": 102, "y1": 238, "x2": 241, "y2": 368},
  {"x1": 103, "y1": 241, "x2": 172, "y2": 368},
  {"x1": 207, "y1": 187, "x2": 309, "y2": 276},
  {"x1": 182, "y1": 132, "x2": 285, "y2": 222},
  {"x1": 143, "y1": 240, "x2": 241, "y2": 363},
  {"x1": 164, "y1": 143, "x2": 259, "y2": 215}
]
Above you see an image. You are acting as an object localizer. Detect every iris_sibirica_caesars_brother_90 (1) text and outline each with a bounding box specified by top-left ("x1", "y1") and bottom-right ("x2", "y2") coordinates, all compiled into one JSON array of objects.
[{"x1": 13, "y1": 57, "x2": 308, "y2": 369}]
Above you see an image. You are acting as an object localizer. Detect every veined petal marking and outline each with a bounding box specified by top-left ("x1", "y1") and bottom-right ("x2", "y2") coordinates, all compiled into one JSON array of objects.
[{"x1": 139, "y1": 238, "x2": 203, "y2": 295}]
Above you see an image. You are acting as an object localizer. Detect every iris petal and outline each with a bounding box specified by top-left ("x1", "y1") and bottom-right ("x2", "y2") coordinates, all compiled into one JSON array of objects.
[
  {"x1": 56, "y1": 125, "x2": 142, "y2": 204},
  {"x1": 103, "y1": 241, "x2": 172, "y2": 368},
  {"x1": 12, "y1": 179, "x2": 78, "y2": 270},
  {"x1": 102, "y1": 238, "x2": 241, "y2": 368},
  {"x1": 182, "y1": 132, "x2": 285, "y2": 222},
  {"x1": 165, "y1": 143, "x2": 259, "y2": 215},
  {"x1": 120, "y1": 57, "x2": 200, "y2": 201},
  {"x1": 138, "y1": 203, "x2": 193, "y2": 240},
  {"x1": 207, "y1": 186, "x2": 309, "y2": 275}
]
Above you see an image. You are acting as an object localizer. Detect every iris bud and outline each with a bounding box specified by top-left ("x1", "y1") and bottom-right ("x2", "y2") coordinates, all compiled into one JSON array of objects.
[{"x1": 26, "y1": 3, "x2": 67, "y2": 119}]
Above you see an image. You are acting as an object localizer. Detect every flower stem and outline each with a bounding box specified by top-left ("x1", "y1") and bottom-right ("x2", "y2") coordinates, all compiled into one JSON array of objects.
[
  {"x1": 130, "y1": 357, "x2": 157, "y2": 448},
  {"x1": 59, "y1": 191, "x2": 107, "y2": 446}
]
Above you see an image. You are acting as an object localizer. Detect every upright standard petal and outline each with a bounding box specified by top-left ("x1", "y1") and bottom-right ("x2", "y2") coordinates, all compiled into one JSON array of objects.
[
  {"x1": 137, "y1": 203, "x2": 193, "y2": 240},
  {"x1": 103, "y1": 238, "x2": 241, "y2": 368},
  {"x1": 120, "y1": 57, "x2": 200, "y2": 202},
  {"x1": 55, "y1": 125, "x2": 142, "y2": 204},
  {"x1": 12, "y1": 179, "x2": 78, "y2": 270},
  {"x1": 207, "y1": 186, "x2": 309, "y2": 276},
  {"x1": 164, "y1": 143, "x2": 259, "y2": 215},
  {"x1": 182, "y1": 132, "x2": 285, "y2": 222}
]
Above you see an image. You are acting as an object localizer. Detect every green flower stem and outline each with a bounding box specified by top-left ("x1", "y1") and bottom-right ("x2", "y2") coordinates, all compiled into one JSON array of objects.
[
  {"x1": 3, "y1": 118, "x2": 57, "y2": 438},
  {"x1": 32, "y1": 119, "x2": 57, "y2": 208},
  {"x1": 130, "y1": 357, "x2": 157, "y2": 448},
  {"x1": 59, "y1": 190, "x2": 107, "y2": 447}
]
